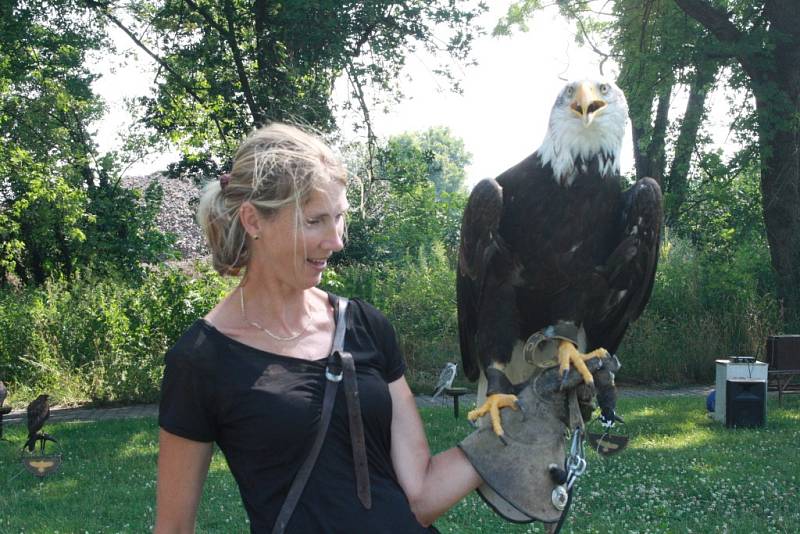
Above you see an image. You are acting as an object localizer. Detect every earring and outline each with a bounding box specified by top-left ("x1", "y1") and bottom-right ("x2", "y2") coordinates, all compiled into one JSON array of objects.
[{"x1": 252, "y1": 234, "x2": 260, "y2": 240}]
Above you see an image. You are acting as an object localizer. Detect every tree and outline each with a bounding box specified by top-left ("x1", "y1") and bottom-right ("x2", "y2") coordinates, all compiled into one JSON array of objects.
[
  {"x1": 612, "y1": 3, "x2": 719, "y2": 190},
  {"x1": 337, "y1": 130, "x2": 470, "y2": 266},
  {"x1": 389, "y1": 127, "x2": 471, "y2": 196},
  {"x1": 0, "y1": 0, "x2": 103, "y2": 283},
  {"x1": 498, "y1": 1, "x2": 721, "y2": 219},
  {"x1": 83, "y1": 0, "x2": 486, "y2": 170},
  {"x1": 670, "y1": 0, "x2": 800, "y2": 328},
  {"x1": 1, "y1": 0, "x2": 175, "y2": 284},
  {"x1": 374, "y1": 135, "x2": 467, "y2": 259}
]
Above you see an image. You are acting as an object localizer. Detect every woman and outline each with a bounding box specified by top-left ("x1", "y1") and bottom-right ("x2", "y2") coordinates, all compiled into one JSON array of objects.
[{"x1": 155, "y1": 123, "x2": 482, "y2": 533}]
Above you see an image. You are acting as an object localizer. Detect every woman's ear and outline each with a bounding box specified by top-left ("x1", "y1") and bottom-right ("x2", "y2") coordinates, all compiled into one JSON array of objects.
[{"x1": 239, "y1": 201, "x2": 261, "y2": 238}]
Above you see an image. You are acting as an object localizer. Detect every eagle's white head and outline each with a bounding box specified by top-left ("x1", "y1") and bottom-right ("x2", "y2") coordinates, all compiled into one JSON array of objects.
[{"x1": 537, "y1": 79, "x2": 628, "y2": 186}]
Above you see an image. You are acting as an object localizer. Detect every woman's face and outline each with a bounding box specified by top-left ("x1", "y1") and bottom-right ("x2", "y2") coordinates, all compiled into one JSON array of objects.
[{"x1": 254, "y1": 180, "x2": 348, "y2": 290}]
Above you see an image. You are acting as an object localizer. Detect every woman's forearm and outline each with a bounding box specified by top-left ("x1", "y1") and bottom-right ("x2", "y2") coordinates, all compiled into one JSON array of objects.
[{"x1": 406, "y1": 446, "x2": 482, "y2": 526}]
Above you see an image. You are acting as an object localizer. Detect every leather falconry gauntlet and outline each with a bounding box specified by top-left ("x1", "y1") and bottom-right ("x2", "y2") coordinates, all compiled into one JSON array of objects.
[{"x1": 459, "y1": 352, "x2": 620, "y2": 527}]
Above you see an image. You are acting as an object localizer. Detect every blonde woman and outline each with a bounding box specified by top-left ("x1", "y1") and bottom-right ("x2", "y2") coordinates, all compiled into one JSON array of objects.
[{"x1": 154, "y1": 123, "x2": 481, "y2": 533}]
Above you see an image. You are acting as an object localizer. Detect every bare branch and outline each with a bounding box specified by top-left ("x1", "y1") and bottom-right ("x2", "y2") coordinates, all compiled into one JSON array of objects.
[
  {"x1": 345, "y1": 60, "x2": 376, "y2": 188},
  {"x1": 561, "y1": 3, "x2": 616, "y2": 75}
]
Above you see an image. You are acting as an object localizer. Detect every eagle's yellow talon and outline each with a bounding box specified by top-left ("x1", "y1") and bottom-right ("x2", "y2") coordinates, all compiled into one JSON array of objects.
[
  {"x1": 468, "y1": 393, "x2": 518, "y2": 437},
  {"x1": 557, "y1": 342, "x2": 610, "y2": 385}
]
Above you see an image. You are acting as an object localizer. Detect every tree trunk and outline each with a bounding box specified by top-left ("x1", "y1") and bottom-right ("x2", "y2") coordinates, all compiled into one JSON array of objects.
[
  {"x1": 254, "y1": 0, "x2": 268, "y2": 83},
  {"x1": 627, "y1": 78, "x2": 670, "y2": 188},
  {"x1": 644, "y1": 90, "x2": 671, "y2": 186},
  {"x1": 631, "y1": 118, "x2": 647, "y2": 181},
  {"x1": 762, "y1": 0, "x2": 800, "y2": 330},
  {"x1": 665, "y1": 63, "x2": 717, "y2": 227},
  {"x1": 755, "y1": 93, "x2": 800, "y2": 330}
]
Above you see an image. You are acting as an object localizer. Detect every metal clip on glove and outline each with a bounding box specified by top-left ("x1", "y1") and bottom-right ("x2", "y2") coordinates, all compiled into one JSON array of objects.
[{"x1": 458, "y1": 354, "x2": 621, "y2": 527}]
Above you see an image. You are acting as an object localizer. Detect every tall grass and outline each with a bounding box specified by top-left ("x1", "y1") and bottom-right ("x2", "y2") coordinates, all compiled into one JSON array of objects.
[
  {"x1": 618, "y1": 235, "x2": 781, "y2": 384},
  {"x1": 329, "y1": 234, "x2": 783, "y2": 389},
  {"x1": 323, "y1": 243, "x2": 462, "y2": 392},
  {"x1": 0, "y1": 264, "x2": 232, "y2": 405}
]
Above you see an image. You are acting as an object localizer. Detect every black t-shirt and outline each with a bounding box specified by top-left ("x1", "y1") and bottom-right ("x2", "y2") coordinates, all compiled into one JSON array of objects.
[{"x1": 159, "y1": 297, "x2": 434, "y2": 533}]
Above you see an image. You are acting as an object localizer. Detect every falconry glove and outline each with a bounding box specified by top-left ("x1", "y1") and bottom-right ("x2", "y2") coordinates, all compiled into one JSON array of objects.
[{"x1": 458, "y1": 354, "x2": 620, "y2": 527}]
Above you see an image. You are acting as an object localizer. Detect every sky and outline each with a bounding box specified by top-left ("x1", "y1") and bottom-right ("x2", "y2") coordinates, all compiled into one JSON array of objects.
[{"x1": 91, "y1": 2, "x2": 735, "y2": 189}]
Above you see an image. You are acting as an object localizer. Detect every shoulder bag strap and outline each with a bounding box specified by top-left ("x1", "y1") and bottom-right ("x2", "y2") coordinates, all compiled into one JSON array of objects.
[
  {"x1": 272, "y1": 297, "x2": 350, "y2": 534},
  {"x1": 341, "y1": 342, "x2": 372, "y2": 509}
]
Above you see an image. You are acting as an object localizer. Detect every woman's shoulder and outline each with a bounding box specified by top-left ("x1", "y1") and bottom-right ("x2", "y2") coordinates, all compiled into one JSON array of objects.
[
  {"x1": 164, "y1": 320, "x2": 221, "y2": 371},
  {"x1": 342, "y1": 296, "x2": 404, "y2": 379},
  {"x1": 347, "y1": 296, "x2": 383, "y2": 317},
  {"x1": 342, "y1": 296, "x2": 391, "y2": 328},
  {"x1": 343, "y1": 297, "x2": 399, "y2": 349}
]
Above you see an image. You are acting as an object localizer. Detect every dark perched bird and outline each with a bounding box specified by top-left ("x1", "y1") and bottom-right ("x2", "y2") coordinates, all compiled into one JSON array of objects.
[
  {"x1": 0, "y1": 381, "x2": 10, "y2": 441},
  {"x1": 24, "y1": 394, "x2": 51, "y2": 453},
  {"x1": 457, "y1": 79, "x2": 662, "y2": 436}
]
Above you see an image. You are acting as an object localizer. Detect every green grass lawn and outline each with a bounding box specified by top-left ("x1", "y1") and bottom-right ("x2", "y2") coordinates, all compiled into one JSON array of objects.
[{"x1": 1, "y1": 395, "x2": 798, "y2": 533}]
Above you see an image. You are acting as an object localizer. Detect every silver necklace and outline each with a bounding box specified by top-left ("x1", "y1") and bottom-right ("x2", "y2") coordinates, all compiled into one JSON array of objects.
[{"x1": 239, "y1": 286, "x2": 310, "y2": 342}]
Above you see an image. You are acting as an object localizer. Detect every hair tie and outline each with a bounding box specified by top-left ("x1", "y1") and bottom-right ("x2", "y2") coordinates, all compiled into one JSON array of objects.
[{"x1": 220, "y1": 173, "x2": 231, "y2": 190}]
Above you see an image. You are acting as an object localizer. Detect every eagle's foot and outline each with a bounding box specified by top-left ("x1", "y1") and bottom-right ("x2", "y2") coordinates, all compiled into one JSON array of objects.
[
  {"x1": 557, "y1": 341, "x2": 609, "y2": 389},
  {"x1": 467, "y1": 393, "x2": 518, "y2": 437}
]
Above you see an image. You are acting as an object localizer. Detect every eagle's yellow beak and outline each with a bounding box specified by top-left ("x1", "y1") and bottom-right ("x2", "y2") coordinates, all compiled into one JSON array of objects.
[{"x1": 570, "y1": 81, "x2": 607, "y2": 127}]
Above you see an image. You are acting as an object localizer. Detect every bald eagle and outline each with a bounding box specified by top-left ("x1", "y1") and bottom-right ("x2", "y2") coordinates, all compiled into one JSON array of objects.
[{"x1": 458, "y1": 80, "x2": 662, "y2": 436}]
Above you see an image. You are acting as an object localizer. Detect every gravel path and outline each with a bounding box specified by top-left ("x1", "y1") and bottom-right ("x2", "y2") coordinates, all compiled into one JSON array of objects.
[
  {"x1": 415, "y1": 385, "x2": 713, "y2": 410},
  {"x1": 2, "y1": 385, "x2": 714, "y2": 425}
]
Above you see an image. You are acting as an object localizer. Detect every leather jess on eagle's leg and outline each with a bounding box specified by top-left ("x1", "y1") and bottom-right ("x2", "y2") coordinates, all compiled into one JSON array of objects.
[{"x1": 458, "y1": 354, "x2": 620, "y2": 527}]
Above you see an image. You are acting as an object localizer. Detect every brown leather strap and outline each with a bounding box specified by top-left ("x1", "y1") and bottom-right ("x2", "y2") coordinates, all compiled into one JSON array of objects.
[
  {"x1": 271, "y1": 298, "x2": 349, "y2": 534},
  {"x1": 567, "y1": 388, "x2": 585, "y2": 433},
  {"x1": 341, "y1": 351, "x2": 372, "y2": 509}
]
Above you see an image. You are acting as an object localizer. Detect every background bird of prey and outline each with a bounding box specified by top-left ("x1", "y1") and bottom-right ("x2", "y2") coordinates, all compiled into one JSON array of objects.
[
  {"x1": 24, "y1": 394, "x2": 52, "y2": 453},
  {"x1": 0, "y1": 381, "x2": 10, "y2": 441},
  {"x1": 457, "y1": 79, "x2": 662, "y2": 436},
  {"x1": 432, "y1": 362, "x2": 458, "y2": 399}
]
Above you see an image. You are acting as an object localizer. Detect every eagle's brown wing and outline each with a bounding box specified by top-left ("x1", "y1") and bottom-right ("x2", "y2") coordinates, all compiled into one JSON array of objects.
[
  {"x1": 457, "y1": 178, "x2": 510, "y2": 381},
  {"x1": 585, "y1": 177, "x2": 663, "y2": 354}
]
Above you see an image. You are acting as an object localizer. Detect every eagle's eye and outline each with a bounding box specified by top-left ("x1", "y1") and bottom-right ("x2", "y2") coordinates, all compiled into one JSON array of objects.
[
  {"x1": 565, "y1": 85, "x2": 575, "y2": 98},
  {"x1": 599, "y1": 83, "x2": 610, "y2": 94}
]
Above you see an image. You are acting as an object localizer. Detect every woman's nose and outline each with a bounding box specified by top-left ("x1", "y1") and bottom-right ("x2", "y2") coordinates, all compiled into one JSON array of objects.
[{"x1": 325, "y1": 222, "x2": 344, "y2": 252}]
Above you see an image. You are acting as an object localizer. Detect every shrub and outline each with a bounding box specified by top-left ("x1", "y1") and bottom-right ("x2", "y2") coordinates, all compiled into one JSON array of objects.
[
  {"x1": 618, "y1": 233, "x2": 780, "y2": 384},
  {"x1": 328, "y1": 232, "x2": 781, "y2": 390},
  {"x1": 0, "y1": 230, "x2": 783, "y2": 406},
  {"x1": 0, "y1": 264, "x2": 232, "y2": 405},
  {"x1": 382, "y1": 244, "x2": 461, "y2": 390}
]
